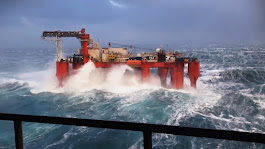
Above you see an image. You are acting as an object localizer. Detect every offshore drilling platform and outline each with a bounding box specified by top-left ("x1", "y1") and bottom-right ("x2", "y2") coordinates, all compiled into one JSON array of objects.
[{"x1": 42, "y1": 28, "x2": 200, "y2": 89}]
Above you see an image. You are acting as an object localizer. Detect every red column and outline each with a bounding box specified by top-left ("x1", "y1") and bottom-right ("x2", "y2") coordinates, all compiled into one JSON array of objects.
[
  {"x1": 170, "y1": 66, "x2": 177, "y2": 89},
  {"x1": 158, "y1": 68, "x2": 168, "y2": 87},
  {"x1": 82, "y1": 39, "x2": 88, "y2": 64},
  {"x1": 188, "y1": 62, "x2": 200, "y2": 88},
  {"x1": 80, "y1": 28, "x2": 90, "y2": 64},
  {"x1": 56, "y1": 61, "x2": 69, "y2": 87},
  {"x1": 176, "y1": 62, "x2": 184, "y2": 89},
  {"x1": 141, "y1": 65, "x2": 150, "y2": 83},
  {"x1": 170, "y1": 63, "x2": 184, "y2": 89}
]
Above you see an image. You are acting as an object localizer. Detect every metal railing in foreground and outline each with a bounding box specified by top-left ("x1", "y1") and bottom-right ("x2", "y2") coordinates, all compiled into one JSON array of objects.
[{"x1": 0, "y1": 113, "x2": 265, "y2": 149}]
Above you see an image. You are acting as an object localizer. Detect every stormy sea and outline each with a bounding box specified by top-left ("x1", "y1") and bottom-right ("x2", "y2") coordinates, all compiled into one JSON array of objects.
[{"x1": 0, "y1": 44, "x2": 265, "y2": 149}]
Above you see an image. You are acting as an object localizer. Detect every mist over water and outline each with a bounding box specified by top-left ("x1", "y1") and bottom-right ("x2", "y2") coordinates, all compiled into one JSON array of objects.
[{"x1": 0, "y1": 45, "x2": 265, "y2": 148}]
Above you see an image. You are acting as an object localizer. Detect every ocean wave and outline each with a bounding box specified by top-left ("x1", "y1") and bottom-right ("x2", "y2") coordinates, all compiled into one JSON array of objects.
[{"x1": 219, "y1": 69, "x2": 265, "y2": 85}]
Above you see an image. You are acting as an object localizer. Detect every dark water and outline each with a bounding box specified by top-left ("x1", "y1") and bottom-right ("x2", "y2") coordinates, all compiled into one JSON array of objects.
[{"x1": 0, "y1": 45, "x2": 265, "y2": 148}]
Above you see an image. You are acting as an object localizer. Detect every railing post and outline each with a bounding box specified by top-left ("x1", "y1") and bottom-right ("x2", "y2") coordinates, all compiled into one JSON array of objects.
[
  {"x1": 14, "y1": 121, "x2": 23, "y2": 149},
  {"x1": 143, "y1": 131, "x2": 152, "y2": 149}
]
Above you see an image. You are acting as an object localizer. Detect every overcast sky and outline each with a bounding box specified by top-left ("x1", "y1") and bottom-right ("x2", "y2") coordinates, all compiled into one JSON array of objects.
[{"x1": 0, "y1": 0, "x2": 264, "y2": 48}]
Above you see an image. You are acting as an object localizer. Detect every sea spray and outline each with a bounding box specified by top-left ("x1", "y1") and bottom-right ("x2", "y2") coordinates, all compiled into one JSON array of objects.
[
  {"x1": 24, "y1": 61, "x2": 162, "y2": 94},
  {"x1": 63, "y1": 62, "x2": 99, "y2": 92}
]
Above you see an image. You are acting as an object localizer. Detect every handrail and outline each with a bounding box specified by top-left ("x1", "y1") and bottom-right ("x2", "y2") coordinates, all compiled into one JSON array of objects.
[{"x1": 0, "y1": 113, "x2": 264, "y2": 149}]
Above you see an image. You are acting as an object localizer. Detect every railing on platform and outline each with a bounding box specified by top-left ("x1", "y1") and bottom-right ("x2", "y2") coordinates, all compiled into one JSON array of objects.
[{"x1": 0, "y1": 113, "x2": 265, "y2": 149}]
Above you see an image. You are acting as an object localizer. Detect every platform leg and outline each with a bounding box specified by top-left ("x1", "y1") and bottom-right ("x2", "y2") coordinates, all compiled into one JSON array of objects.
[
  {"x1": 56, "y1": 61, "x2": 69, "y2": 87},
  {"x1": 170, "y1": 63, "x2": 184, "y2": 89},
  {"x1": 141, "y1": 67, "x2": 150, "y2": 83},
  {"x1": 188, "y1": 62, "x2": 200, "y2": 88},
  {"x1": 158, "y1": 68, "x2": 168, "y2": 87}
]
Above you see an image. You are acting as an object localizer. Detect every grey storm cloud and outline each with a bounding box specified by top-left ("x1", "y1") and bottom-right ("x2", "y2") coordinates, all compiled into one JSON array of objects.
[{"x1": 0, "y1": 0, "x2": 264, "y2": 48}]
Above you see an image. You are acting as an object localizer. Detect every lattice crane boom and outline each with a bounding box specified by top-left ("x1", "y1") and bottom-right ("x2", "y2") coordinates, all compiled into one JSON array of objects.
[{"x1": 41, "y1": 28, "x2": 92, "y2": 62}]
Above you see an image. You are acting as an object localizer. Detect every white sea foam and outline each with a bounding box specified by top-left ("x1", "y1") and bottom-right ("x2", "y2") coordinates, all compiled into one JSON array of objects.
[
  {"x1": 62, "y1": 62, "x2": 161, "y2": 93},
  {"x1": 161, "y1": 67, "x2": 223, "y2": 126},
  {"x1": 5, "y1": 62, "x2": 162, "y2": 94}
]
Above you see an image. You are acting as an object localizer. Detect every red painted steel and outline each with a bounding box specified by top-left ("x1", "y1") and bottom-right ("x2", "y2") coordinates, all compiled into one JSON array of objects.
[
  {"x1": 158, "y1": 68, "x2": 168, "y2": 87},
  {"x1": 72, "y1": 60, "x2": 199, "y2": 89},
  {"x1": 94, "y1": 62, "x2": 128, "y2": 68},
  {"x1": 94, "y1": 62, "x2": 110, "y2": 68},
  {"x1": 170, "y1": 67, "x2": 177, "y2": 89},
  {"x1": 56, "y1": 61, "x2": 69, "y2": 87},
  {"x1": 176, "y1": 63, "x2": 184, "y2": 89},
  {"x1": 170, "y1": 63, "x2": 184, "y2": 89},
  {"x1": 187, "y1": 62, "x2": 200, "y2": 88},
  {"x1": 80, "y1": 29, "x2": 90, "y2": 64},
  {"x1": 126, "y1": 60, "x2": 141, "y2": 67},
  {"x1": 141, "y1": 64, "x2": 150, "y2": 83},
  {"x1": 93, "y1": 62, "x2": 181, "y2": 68}
]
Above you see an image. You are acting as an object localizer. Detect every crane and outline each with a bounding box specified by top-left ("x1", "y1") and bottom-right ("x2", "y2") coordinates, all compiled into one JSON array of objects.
[{"x1": 42, "y1": 28, "x2": 93, "y2": 63}]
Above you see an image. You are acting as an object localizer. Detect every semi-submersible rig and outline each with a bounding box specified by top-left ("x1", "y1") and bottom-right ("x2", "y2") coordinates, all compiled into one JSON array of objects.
[{"x1": 42, "y1": 28, "x2": 200, "y2": 89}]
